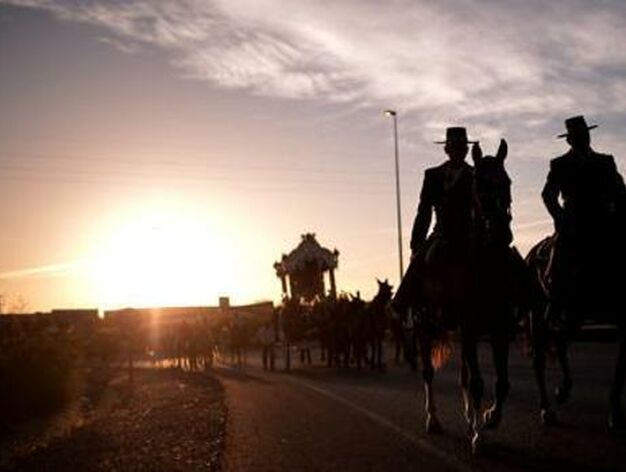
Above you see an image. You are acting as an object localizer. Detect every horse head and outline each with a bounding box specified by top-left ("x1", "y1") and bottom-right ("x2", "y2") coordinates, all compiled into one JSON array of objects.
[
  {"x1": 472, "y1": 139, "x2": 513, "y2": 247},
  {"x1": 375, "y1": 278, "x2": 394, "y2": 304}
]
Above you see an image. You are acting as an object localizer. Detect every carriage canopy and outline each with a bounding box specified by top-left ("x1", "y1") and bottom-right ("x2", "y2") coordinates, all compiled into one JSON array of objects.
[{"x1": 274, "y1": 233, "x2": 339, "y2": 302}]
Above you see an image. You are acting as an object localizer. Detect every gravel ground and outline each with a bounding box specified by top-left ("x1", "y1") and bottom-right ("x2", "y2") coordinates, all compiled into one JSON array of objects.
[{"x1": 2, "y1": 367, "x2": 226, "y2": 471}]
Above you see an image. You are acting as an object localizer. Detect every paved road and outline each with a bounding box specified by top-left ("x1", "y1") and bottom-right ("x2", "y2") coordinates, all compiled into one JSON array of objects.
[{"x1": 215, "y1": 342, "x2": 625, "y2": 471}]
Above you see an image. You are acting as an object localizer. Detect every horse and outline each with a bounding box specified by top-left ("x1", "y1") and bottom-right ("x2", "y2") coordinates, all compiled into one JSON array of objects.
[
  {"x1": 409, "y1": 139, "x2": 525, "y2": 453},
  {"x1": 525, "y1": 232, "x2": 626, "y2": 431},
  {"x1": 315, "y1": 293, "x2": 358, "y2": 369},
  {"x1": 281, "y1": 297, "x2": 316, "y2": 369},
  {"x1": 365, "y1": 279, "x2": 393, "y2": 370}
]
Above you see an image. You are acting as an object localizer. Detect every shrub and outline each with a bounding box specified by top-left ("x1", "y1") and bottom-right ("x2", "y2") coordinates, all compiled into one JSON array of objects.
[{"x1": 0, "y1": 326, "x2": 81, "y2": 425}]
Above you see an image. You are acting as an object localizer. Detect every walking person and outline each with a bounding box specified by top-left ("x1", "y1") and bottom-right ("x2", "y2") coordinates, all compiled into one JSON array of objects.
[{"x1": 257, "y1": 322, "x2": 276, "y2": 371}]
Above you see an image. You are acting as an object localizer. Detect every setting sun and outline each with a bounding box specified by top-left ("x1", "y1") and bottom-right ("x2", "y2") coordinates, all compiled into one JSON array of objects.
[{"x1": 88, "y1": 205, "x2": 239, "y2": 310}]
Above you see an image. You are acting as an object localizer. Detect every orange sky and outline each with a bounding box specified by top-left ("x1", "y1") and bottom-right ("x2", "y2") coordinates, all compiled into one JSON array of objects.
[{"x1": 1, "y1": 1, "x2": 625, "y2": 311}]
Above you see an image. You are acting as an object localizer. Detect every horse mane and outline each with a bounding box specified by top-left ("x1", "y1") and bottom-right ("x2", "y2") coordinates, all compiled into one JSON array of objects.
[{"x1": 525, "y1": 234, "x2": 556, "y2": 296}]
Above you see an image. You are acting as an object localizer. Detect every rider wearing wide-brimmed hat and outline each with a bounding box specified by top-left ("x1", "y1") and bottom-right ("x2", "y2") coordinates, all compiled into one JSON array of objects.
[
  {"x1": 393, "y1": 127, "x2": 479, "y2": 325},
  {"x1": 411, "y1": 127, "x2": 478, "y2": 253},
  {"x1": 542, "y1": 115, "x2": 626, "y2": 322}
]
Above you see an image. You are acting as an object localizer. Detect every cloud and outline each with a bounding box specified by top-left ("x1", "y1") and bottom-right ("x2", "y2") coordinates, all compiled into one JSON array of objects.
[
  {"x1": 4, "y1": 0, "x2": 626, "y2": 138},
  {"x1": 98, "y1": 36, "x2": 140, "y2": 54},
  {"x1": 0, "y1": 260, "x2": 83, "y2": 279}
]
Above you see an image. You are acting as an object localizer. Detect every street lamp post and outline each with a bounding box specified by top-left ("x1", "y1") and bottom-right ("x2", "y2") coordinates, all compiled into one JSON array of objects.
[{"x1": 384, "y1": 109, "x2": 404, "y2": 281}]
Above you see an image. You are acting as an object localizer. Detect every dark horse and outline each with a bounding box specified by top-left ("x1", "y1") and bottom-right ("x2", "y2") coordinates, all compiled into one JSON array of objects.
[
  {"x1": 409, "y1": 140, "x2": 525, "y2": 453},
  {"x1": 366, "y1": 279, "x2": 394, "y2": 370},
  {"x1": 526, "y1": 232, "x2": 626, "y2": 430}
]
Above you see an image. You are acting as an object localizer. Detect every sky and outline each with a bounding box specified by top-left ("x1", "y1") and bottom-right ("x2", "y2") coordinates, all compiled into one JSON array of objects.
[{"x1": 1, "y1": 0, "x2": 626, "y2": 312}]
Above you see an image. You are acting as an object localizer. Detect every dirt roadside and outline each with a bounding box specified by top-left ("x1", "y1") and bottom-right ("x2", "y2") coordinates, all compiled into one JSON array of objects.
[{"x1": 1, "y1": 367, "x2": 226, "y2": 471}]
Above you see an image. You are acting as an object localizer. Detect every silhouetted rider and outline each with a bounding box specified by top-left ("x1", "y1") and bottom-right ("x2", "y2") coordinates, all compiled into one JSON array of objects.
[
  {"x1": 393, "y1": 127, "x2": 479, "y2": 316},
  {"x1": 411, "y1": 127, "x2": 477, "y2": 257},
  {"x1": 542, "y1": 115, "x2": 626, "y2": 320}
]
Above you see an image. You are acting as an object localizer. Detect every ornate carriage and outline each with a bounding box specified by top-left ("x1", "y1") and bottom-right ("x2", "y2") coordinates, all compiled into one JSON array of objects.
[{"x1": 274, "y1": 233, "x2": 339, "y2": 302}]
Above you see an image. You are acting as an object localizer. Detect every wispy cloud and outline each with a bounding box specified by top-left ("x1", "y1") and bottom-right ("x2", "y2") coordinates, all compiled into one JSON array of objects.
[
  {"x1": 0, "y1": 260, "x2": 83, "y2": 279},
  {"x1": 98, "y1": 36, "x2": 140, "y2": 54},
  {"x1": 4, "y1": 0, "x2": 626, "y2": 138}
]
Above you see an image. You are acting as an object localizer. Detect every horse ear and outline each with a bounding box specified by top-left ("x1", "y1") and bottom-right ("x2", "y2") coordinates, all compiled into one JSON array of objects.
[
  {"x1": 471, "y1": 142, "x2": 482, "y2": 164},
  {"x1": 376, "y1": 278, "x2": 381, "y2": 285},
  {"x1": 496, "y1": 139, "x2": 508, "y2": 161}
]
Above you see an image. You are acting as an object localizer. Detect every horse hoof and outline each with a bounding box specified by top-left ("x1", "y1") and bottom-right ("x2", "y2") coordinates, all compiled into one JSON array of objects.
[
  {"x1": 426, "y1": 414, "x2": 443, "y2": 434},
  {"x1": 608, "y1": 410, "x2": 626, "y2": 433},
  {"x1": 471, "y1": 432, "x2": 481, "y2": 456},
  {"x1": 541, "y1": 408, "x2": 557, "y2": 426},
  {"x1": 483, "y1": 406, "x2": 502, "y2": 430},
  {"x1": 554, "y1": 382, "x2": 572, "y2": 405}
]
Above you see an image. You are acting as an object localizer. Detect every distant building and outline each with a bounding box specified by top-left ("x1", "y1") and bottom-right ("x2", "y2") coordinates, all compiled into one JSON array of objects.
[
  {"x1": 0, "y1": 308, "x2": 98, "y2": 333},
  {"x1": 50, "y1": 309, "x2": 98, "y2": 328},
  {"x1": 103, "y1": 300, "x2": 274, "y2": 326},
  {"x1": 0, "y1": 300, "x2": 273, "y2": 333}
]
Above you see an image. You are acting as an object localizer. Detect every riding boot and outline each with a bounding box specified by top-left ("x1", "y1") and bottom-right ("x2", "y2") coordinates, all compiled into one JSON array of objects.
[{"x1": 392, "y1": 256, "x2": 422, "y2": 314}]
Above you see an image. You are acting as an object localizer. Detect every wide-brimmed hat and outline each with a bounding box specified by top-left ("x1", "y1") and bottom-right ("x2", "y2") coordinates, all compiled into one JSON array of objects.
[
  {"x1": 557, "y1": 115, "x2": 598, "y2": 139},
  {"x1": 435, "y1": 127, "x2": 477, "y2": 144}
]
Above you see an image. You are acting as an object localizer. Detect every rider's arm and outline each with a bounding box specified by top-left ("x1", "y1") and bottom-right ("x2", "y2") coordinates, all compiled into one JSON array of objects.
[
  {"x1": 607, "y1": 155, "x2": 626, "y2": 201},
  {"x1": 410, "y1": 170, "x2": 434, "y2": 254},
  {"x1": 606, "y1": 155, "x2": 626, "y2": 220},
  {"x1": 541, "y1": 160, "x2": 565, "y2": 231}
]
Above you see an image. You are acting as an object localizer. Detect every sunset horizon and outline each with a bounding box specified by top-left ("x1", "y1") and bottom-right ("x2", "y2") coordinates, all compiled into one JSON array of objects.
[
  {"x1": 3, "y1": 2, "x2": 626, "y2": 470},
  {"x1": 2, "y1": 0, "x2": 626, "y2": 312}
]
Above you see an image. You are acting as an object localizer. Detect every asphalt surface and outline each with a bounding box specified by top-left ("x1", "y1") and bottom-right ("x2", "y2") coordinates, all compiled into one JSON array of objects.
[{"x1": 215, "y1": 341, "x2": 625, "y2": 472}]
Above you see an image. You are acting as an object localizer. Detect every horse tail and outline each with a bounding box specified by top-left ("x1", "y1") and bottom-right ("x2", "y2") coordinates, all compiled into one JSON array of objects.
[{"x1": 431, "y1": 332, "x2": 453, "y2": 370}]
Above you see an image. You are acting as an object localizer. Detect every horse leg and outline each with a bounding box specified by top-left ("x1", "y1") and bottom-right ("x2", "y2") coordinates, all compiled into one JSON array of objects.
[
  {"x1": 419, "y1": 334, "x2": 441, "y2": 434},
  {"x1": 554, "y1": 330, "x2": 573, "y2": 404},
  {"x1": 484, "y1": 333, "x2": 510, "y2": 429},
  {"x1": 460, "y1": 356, "x2": 472, "y2": 435},
  {"x1": 462, "y1": 336, "x2": 484, "y2": 454},
  {"x1": 373, "y1": 339, "x2": 380, "y2": 369},
  {"x1": 608, "y1": 323, "x2": 626, "y2": 432},
  {"x1": 269, "y1": 344, "x2": 276, "y2": 371},
  {"x1": 531, "y1": 307, "x2": 556, "y2": 425},
  {"x1": 395, "y1": 333, "x2": 402, "y2": 364}
]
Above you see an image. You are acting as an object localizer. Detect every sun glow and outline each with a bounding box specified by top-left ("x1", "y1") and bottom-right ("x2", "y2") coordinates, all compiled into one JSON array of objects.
[{"x1": 88, "y1": 205, "x2": 240, "y2": 310}]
